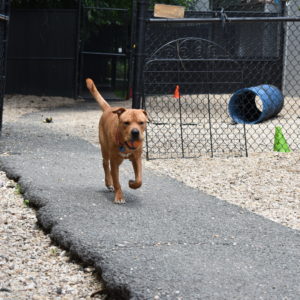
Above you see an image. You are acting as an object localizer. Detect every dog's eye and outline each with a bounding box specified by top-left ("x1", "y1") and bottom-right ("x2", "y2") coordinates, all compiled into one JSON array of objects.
[
  {"x1": 139, "y1": 122, "x2": 144, "y2": 125},
  {"x1": 124, "y1": 121, "x2": 130, "y2": 126}
]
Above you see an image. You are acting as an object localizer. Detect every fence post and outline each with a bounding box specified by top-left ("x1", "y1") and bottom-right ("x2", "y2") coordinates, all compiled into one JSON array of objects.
[
  {"x1": 128, "y1": 0, "x2": 137, "y2": 101},
  {"x1": 132, "y1": 0, "x2": 148, "y2": 109},
  {"x1": 74, "y1": 0, "x2": 81, "y2": 99},
  {"x1": 0, "y1": 0, "x2": 10, "y2": 133}
]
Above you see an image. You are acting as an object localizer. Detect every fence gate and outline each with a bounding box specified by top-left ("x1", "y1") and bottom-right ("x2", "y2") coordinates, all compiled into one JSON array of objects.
[
  {"x1": 0, "y1": 0, "x2": 9, "y2": 132},
  {"x1": 132, "y1": 0, "x2": 300, "y2": 159},
  {"x1": 143, "y1": 37, "x2": 247, "y2": 159}
]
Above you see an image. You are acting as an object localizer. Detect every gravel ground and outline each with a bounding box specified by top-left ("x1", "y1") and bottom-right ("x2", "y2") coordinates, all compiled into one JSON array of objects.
[
  {"x1": 1, "y1": 95, "x2": 104, "y2": 300},
  {"x1": 0, "y1": 172, "x2": 104, "y2": 300},
  {"x1": 145, "y1": 153, "x2": 300, "y2": 230},
  {"x1": 1, "y1": 94, "x2": 299, "y2": 299}
]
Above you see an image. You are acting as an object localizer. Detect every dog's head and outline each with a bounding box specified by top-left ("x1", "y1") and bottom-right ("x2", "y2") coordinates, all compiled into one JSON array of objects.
[{"x1": 113, "y1": 108, "x2": 148, "y2": 146}]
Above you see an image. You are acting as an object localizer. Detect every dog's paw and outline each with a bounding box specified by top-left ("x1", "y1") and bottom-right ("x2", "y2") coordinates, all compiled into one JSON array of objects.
[
  {"x1": 113, "y1": 198, "x2": 126, "y2": 204},
  {"x1": 107, "y1": 185, "x2": 114, "y2": 192},
  {"x1": 129, "y1": 180, "x2": 142, "y2": 189}
]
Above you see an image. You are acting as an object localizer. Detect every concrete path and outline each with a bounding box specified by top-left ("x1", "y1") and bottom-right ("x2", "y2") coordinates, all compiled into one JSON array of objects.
[{"x1": 0, "y1": 108, "x2": 300, "y2": 300}]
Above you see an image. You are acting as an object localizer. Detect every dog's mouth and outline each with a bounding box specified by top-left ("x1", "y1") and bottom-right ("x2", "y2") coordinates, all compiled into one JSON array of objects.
[
  {"x1": 124, "y1": 138, "x2": 143, "y2": 150},
  {"x1": 125, "y1": 141, "x2": 137, "y2": 150}
]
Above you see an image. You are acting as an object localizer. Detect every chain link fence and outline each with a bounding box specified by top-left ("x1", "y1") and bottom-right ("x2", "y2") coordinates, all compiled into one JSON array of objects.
[{"x1": 137, "y1": 0, "x2": 300, "y2": 159}]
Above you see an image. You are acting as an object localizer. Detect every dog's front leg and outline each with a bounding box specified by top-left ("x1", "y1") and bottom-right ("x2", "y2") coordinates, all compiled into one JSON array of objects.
[
  {"x1": 110, "y1": 158, "x2": 125, "y2": 204},
  {"x1": 101, "y1": 149, "x2": 113, "y2": 191},
  {"x1": 129, "y1": 156, "x2": 142, "y2": 189}
]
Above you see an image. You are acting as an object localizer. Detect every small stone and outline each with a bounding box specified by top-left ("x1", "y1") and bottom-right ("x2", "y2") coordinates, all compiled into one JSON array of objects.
[
  {"x1": 43, "y1": 117, "x2": 53, "y2": 123},
  {"x1": 0, "y1": 287, "x2": 12, "y2": 292},
  {"x1": 84, "y1": 267, "x2": 94, "y2": 273},
  {"x1": 6, "y1": 182, "x2": 15, "y2": 188}
]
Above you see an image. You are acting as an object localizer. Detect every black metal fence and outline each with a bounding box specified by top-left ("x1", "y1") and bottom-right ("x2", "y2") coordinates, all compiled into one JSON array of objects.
[
  {"x1": 6, "y1": 8, "x2": 79, "y2": 97},
  {"x1": 0, "y1": 0, "x2": 9, "y2": 131},
  {"x1": 6, "y1": 1, "x2": 132, "y2": 99},
  {"x1": 132, "y1": 0, "x2": 300, "y2": 159},
  {"x1": 78, "y1": 3, "x2": 131, "y2": 100}
]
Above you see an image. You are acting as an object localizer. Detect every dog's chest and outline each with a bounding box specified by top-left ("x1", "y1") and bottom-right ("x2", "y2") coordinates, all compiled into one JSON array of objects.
[{"x1": 118, "y1": 146, "x2": 132, "y2": 158}]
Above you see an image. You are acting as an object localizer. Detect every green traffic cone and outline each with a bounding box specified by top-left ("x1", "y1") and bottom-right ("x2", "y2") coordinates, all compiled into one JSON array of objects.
[{"x1": 273, "y1": 126, "x2": 291, "y2": 152}]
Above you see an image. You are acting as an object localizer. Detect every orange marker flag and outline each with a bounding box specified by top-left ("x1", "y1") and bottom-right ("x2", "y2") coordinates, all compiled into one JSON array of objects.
[{"x1": 173, "y1": 85, "x2": 180, "y2": 99}]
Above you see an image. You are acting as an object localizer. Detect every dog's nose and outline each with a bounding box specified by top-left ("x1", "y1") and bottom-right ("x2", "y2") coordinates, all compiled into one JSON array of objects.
[{"x1": 131, "y1": 128, "x2": 140, "y2": 140}]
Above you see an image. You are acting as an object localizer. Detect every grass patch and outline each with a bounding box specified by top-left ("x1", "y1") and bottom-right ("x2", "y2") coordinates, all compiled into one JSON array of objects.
[{"x1": 15, "y1": 184, "x2": 23, "y2": 195}]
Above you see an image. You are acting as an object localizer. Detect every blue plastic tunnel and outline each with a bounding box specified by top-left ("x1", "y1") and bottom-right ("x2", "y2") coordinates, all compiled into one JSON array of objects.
[{"x1": 228, "y1": 85, "x2": 284, "y2": 124}]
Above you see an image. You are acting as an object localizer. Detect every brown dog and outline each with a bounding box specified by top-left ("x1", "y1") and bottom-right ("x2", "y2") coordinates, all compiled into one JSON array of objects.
[{"x1": 86, "y1": 78, "x2": 148, "y2": 204}]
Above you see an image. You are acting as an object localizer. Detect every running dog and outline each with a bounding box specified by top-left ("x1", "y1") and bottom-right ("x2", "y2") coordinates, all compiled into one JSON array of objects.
[{"x1": 86, "y1": 78, "x2": 148, "y2": 203}]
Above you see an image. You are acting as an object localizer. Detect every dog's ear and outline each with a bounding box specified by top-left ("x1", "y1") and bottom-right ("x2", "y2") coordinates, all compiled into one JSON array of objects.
[
  {"x1": 112, "y1": 107, "x2": 126, "y2": 117},
  {"x1": 142, "y1": 110, "x2": 151, "y2": 122}
]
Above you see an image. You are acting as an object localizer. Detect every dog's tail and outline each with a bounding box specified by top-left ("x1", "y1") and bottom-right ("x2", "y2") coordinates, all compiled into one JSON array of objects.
[{"x1": 86, "y1": 78, "x2": 110, "y2": 111}]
